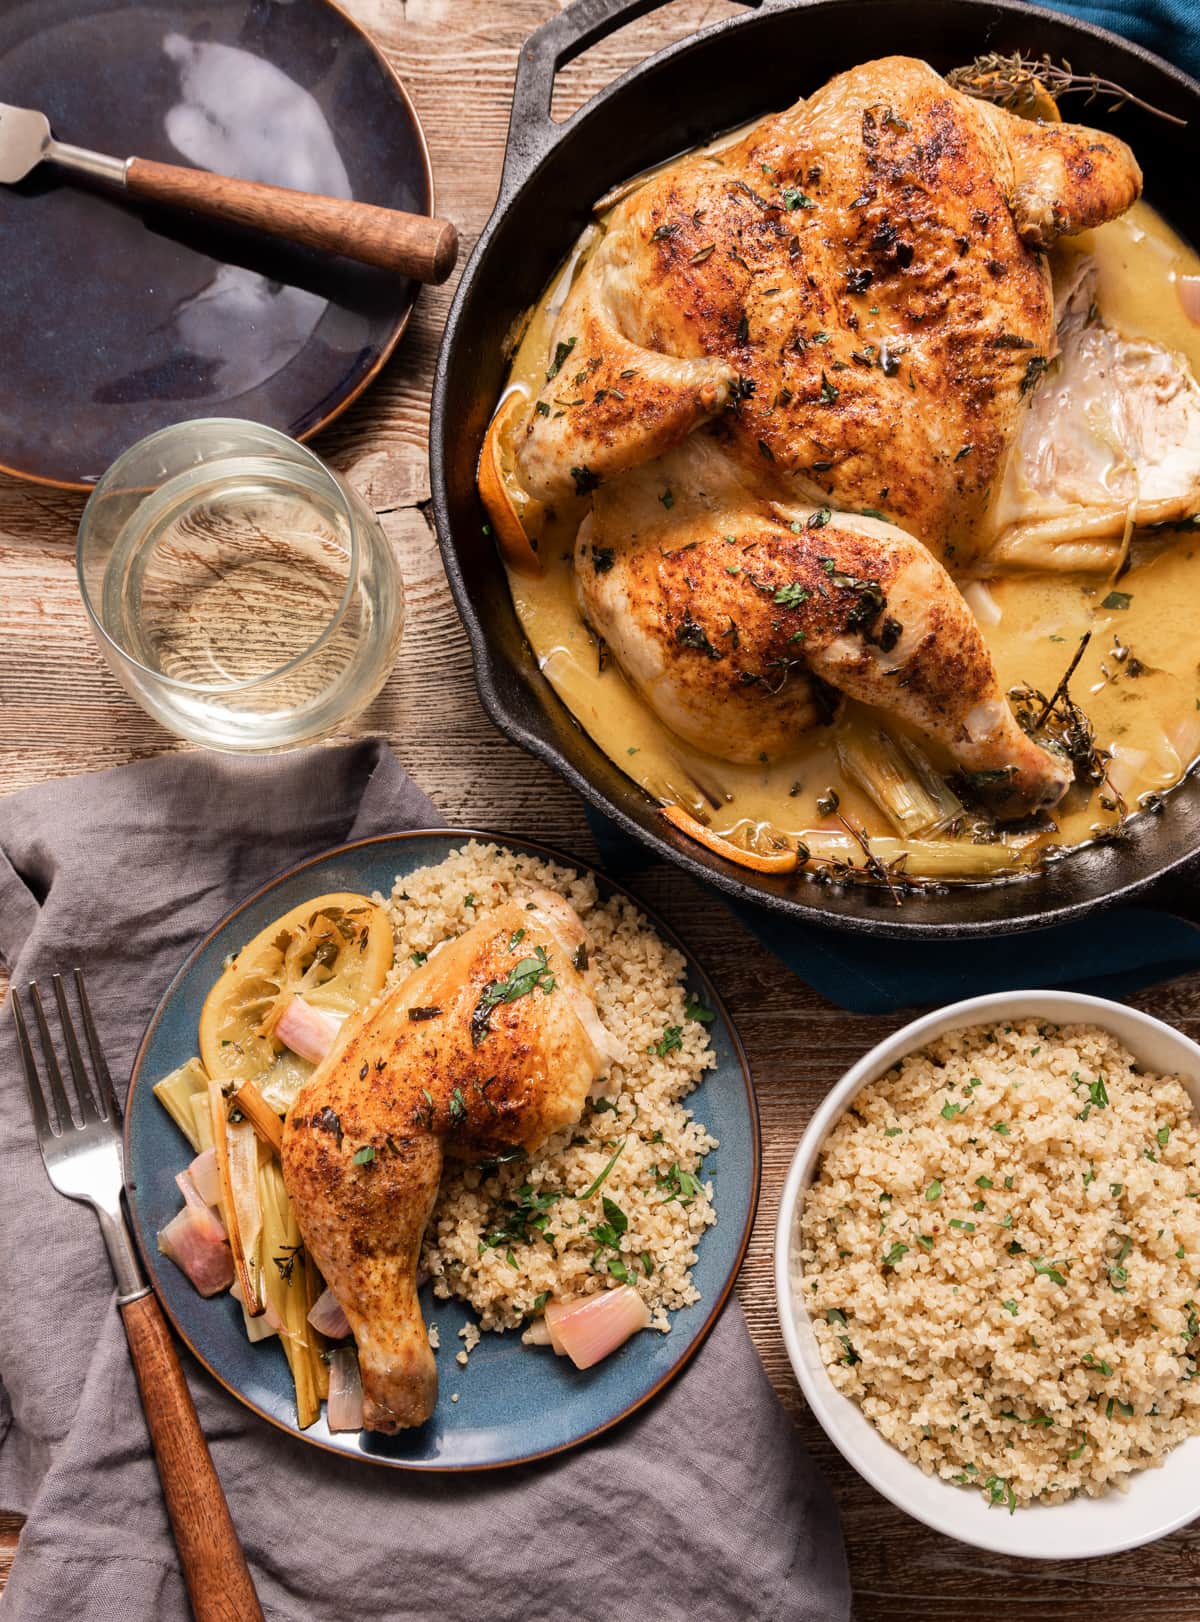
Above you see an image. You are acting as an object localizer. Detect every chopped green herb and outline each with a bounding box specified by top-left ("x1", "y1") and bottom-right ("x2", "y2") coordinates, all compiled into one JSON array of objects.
[
  {"x1": 546, "y1": 336, "x2": 576, "y2": 380},
  {"x1": 652, "y1": 1025, "x2": 684, "y2": 1058},
  {"x1": 1002, "y1": 1299, "x2": 1019, "y2": 1315},
  {"x1": 991, "y1": 1122, "x2": 1011, "y2": 1136},
  {"x1": 684, "y1": 992, "x2": 716, "y2": 1024},
  {"x1": 1102, "y1": 590, "x2": 1133, "y2": 611},
  {"x1": 949, "y1": 1219, "x2": 976, "y2": 1233},
  {"x1": 882, "y1": 1242, "x2": 909, "y2": 1267},
  {"x1": 1032, "y1": 1258, "x2": 1068, "y2": 1286},
  {"x1": 925, "y1": 1179, "x2": 943, "y2": 1201},
  {"x1": 578, "y1": 1140, "x2": 627, "y2": 1200},
  {"x1": 471, "y1": 946, "x2": 556, "y2": 1045},
  {"x1": 352, "y1": 1145, "x2": 375, "y2": 1165}
]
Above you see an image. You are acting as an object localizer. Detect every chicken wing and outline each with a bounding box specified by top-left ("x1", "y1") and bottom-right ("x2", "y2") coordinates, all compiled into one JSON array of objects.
[{"x1": 282, "y1": 890, "x2": 613, "y2": 1432}]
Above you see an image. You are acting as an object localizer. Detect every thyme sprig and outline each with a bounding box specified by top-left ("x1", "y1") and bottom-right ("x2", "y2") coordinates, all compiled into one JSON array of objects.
[{"x1": 946, "y1": 52, "x2": 1185, "y2": 127}]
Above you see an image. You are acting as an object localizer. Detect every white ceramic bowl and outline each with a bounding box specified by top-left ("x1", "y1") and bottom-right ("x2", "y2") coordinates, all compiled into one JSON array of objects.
[{"x1": 775, "y1": 989, "x2": 1200, "y2": 1559}]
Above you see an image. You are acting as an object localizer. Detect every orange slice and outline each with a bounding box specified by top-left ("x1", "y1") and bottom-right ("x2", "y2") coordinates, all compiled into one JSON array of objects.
[
  {"x1": 659, "y1": 804, "x2": 801, "y2": 874},
  {"x1": 478, "y1": 391, "x2": 545, "y2": 577}
]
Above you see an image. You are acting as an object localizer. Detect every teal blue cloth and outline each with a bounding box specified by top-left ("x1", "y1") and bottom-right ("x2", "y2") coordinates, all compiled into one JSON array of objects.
[
  {"x1": 586, "y1": 810, "x2": 1200, "y2": 1012},
  {"x1": 1044, "y1": 0, "x2": 1200, "y2": 79}
]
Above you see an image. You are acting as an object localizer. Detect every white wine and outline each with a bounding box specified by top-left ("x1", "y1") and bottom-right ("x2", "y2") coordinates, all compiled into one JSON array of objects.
[{"x1": 79, "y1": 423, "x2": 405, "y2": 751}]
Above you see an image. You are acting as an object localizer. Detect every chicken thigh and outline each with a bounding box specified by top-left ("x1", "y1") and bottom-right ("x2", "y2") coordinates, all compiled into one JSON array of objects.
[
  {"x1": 517, "y1": 56, "x2": 1141, "y2": 570},
  {"x1": 577, "y1": 442, "x2": 1070, "y2": 815},
  {"x1": 282, "y1": 890, "x2": 613, "y2": 1432}
]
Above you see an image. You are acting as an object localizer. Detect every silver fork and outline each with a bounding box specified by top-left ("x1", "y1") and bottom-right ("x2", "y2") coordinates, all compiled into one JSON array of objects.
[{"x1": 12, "y1": 971, "x2": 263, "y2": 1622}]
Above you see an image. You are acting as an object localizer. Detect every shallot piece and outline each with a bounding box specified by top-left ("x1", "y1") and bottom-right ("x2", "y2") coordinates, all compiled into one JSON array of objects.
[
  {"x1": 327, "y1": 1346, "x2": 365, "y2": 1432},
  {"x1": 174, "y1": 1171, "x2": 226, "y2": 1241},
  {"x1": 307, "y1": 1286, "x2": 351, "y2": 1340},
  {"x1": 186, "y1": 1147, "x2": 221, "y2": 1207},
  {"x1": 274, "y1": 997, "x2": 345, "y2": 1064},
  {"x1": 1179, "y1": 275, "x2": 1200, "y2": 327},
  {"x1": 542, "y1": 1286, "x2": 651, "y2": 1369},
  {"x1": 158, "y1": 1205, "x2": 234, "y2": 1297}
]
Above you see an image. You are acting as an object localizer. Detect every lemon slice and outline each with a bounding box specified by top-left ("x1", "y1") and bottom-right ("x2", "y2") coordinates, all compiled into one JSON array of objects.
[
  {"x1": 199, "y1": 892, "x2": 393, "y2": 1110},
  {"x1": 478, "y1": 391, "x2": 546, "y2": 577}
]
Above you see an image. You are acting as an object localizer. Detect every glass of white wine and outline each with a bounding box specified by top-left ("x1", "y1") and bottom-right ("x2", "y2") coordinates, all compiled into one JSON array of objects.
[{"x1": 77, "y1": 419, "x2": 405, "y2": 751}]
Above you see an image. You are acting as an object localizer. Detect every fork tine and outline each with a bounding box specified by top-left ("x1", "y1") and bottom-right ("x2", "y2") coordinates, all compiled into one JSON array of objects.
[
  {"x1": 75, "y1": 969, "x2": 121, "y2": 1124},
  {"x1": 28, "y1": 983, "x2": 77, "y2": 1131},
  {"x1": 11, "y1": 990, "x2": 57, "y2": 1141},
  {"x1": 52, "y1": 973, "x2": 101, "y2": 1123}
]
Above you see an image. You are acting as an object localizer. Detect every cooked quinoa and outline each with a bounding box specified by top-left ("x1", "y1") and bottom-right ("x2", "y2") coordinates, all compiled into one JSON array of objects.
[
  {"x1": 796, "y1": 1019, "x2": 1200, "y2": 1508},
  {"x1": 376, "y1": 841, "x2": 718, "y2": 1337}
]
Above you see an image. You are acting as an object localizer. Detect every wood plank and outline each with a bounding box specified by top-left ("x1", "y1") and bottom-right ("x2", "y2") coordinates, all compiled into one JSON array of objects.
[{"x1": 3, "y1": 0, "x2": 1200, "y2": 1616}]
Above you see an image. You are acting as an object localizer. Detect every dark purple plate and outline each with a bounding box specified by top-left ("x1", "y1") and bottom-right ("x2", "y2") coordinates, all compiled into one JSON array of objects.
[{"x1": 0, "y1": 0, "x2": 432, "y2": 489}]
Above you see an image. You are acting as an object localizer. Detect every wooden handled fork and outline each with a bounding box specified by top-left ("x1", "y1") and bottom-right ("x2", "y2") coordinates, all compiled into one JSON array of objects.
[{"x1": 11, "y1": 971, "x2": 264, "y2": 1622}]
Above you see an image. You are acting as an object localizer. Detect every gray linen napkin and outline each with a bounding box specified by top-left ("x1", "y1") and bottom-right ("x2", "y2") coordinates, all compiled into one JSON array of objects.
[{"x1": 0, "y1": 738, "x2": 850, "y2": 1622}]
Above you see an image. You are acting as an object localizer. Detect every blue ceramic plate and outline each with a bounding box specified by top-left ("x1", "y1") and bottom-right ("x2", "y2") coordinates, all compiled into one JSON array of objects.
[
  {"x1": 125, "y1": 830, "x2": 760, "y2": 1470},
  {"x1": 0, "y1": 0, "x2": 432, "y2": 489}
]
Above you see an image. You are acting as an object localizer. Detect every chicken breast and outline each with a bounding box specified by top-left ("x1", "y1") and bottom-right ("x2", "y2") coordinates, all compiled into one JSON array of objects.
[{"x1": 516, "y1": 55, "x2": 1140, "y2": 571}]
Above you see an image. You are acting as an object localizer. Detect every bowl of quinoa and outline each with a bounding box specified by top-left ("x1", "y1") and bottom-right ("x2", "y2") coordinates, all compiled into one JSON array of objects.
[{"x1": 775, "y1": 990, "x2": 1200, "y2": 1558}]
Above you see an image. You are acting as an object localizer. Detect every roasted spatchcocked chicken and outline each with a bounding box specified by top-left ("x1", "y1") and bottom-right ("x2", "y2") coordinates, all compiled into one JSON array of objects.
[
  {"x1": 282, "y1": 889, "x2": 614, "y2": 1431},
  {"x1": 506, "y1": 56, "x2": 1199, "y2": 817}
]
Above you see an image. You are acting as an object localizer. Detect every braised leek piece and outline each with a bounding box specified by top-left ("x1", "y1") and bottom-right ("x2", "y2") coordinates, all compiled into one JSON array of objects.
[
  {"x1": 837, "y1": 726, "x2": 963, "y2": 838},
  {"x1": 208, "y1": 1078, "x2": 264, "y2": 1315},
  {"x1": 153, "y1": 1057, "x2": 210, "y2": 1152}
]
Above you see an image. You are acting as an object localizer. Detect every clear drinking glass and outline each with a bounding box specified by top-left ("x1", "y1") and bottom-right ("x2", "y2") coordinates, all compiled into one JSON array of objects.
[{"x1": 77, "y1": 419, "x2": 405, "y2": 751}]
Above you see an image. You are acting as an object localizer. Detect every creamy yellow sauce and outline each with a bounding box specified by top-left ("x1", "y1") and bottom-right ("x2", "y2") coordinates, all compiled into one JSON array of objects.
[{"x1": 499, "y1": 198, "x2": 1200, "y2": 879}]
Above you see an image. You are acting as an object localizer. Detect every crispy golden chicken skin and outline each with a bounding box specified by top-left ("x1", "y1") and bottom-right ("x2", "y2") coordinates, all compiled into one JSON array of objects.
[
  {"x1": 282, "y1": 891, "x2": 613, "y2": 1432},
  {"x1": 517, "y1": 56, "x2": 1140, "y2": 571},
  {"x1": 576, "y1": 442, "x2": 1071, "y2": 815}
]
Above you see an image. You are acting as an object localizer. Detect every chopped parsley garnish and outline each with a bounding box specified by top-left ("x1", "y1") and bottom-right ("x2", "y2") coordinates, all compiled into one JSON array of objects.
[
  {"x1": 925, "y1": 1179, "x2": 943, "y2": 1201},
  {"x1": 1102, "y1": 590, "x2": 1132, "y2": 611},
  {"x1": 1002, "y1": 1300, "x2": 1019, "y2": 1315},
  {"x1": 1083, "y1": 1353, "x2": 1113, "y2": 1377},
  {"x1": 352, "y1": 1145, "x2": 375, "y2": 1165},
  {"x1": 654, "y1": 1161, "x2": 703, "y2": 1205},
  {"x1": 652, "y1": 1025, "x2": 684, "y2": 1057},
  {"x1": 882, "y1": 1242, "x2": 909, "y2": 1267},
  {"x1": 949, "y1": 1219, "x2": 976, "y2": 1233},
  {"x1": 1032, "y1": 1258, "x2": 1068, "y2": 1286},
  {"x1": 579, "y1": 1140, "x2": 627, "y2": 1200},
  {"x1": 471, "y1": 946, "x2": 556, "y2": 1045},
  {"x1": 782, "y1": 187, "x2": 816, "y2": 210},
  {"x1": 774, "y1": 581, "x2": 811, "y2": 608},
  {"x1": 941, "y1": 1102, "x2": 967, "y2": 1121},
  {"x1": 684, "y1": 992, "x2": 716, "y2": 1024}
]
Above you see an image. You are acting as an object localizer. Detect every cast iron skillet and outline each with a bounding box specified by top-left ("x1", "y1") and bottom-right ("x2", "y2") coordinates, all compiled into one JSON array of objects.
[{"x1": 431, "y1": 0, "x2": 1200, "y2": 939}]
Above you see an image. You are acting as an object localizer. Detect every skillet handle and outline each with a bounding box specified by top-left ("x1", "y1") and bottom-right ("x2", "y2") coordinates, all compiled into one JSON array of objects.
[{"x1": 502, "y1": 0, "x2": 769, "y2": 191}]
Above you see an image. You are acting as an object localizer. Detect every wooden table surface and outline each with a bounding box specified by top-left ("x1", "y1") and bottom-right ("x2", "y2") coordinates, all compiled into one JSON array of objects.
[{"x1": 3, "y1": 1, "x2": 1200, "y2": 1616}]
